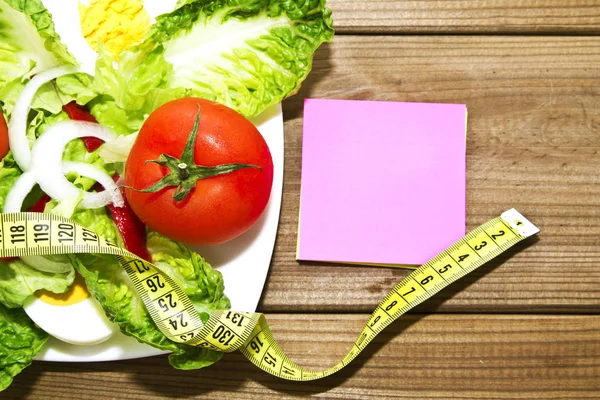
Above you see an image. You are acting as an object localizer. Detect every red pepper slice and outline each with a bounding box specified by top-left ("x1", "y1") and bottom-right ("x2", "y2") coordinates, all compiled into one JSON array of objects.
[
  {"x1": 28, "y1": 194, "x2": 51, "y2": 213},
  {"x1": 63, "y1": 102, "x2": 105, "y2": 152},
  {"x1": 0, "y1": 110, "x2": 9, "y2": 160},
  {"x1": 107, "y1": 197, "x2": 151, "y2": 262},
  {"x1": 93, "y1": 175, "x2": 151, "y2": 262}
]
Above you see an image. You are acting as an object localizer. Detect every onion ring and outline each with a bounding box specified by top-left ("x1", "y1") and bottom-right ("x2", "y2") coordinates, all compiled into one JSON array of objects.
[
  {"x1": 30, "y1": 120, "x2": 123, "y2": 209},
  {"x1": 8, "y1": 66, "x2": 78, "y2": 171},
  {"x1": 3, "y1": 172, "x2": 36, "y2": 213}
]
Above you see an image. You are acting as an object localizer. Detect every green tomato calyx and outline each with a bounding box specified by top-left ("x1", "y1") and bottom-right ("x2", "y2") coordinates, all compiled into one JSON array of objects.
[{"x1": 136, "y1": 106, "x2": 260, "y2": 202}]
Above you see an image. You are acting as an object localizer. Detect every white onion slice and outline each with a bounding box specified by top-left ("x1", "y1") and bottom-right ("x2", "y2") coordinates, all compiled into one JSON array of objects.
[
  {"x1": 30, "y1": 120, "x2": 123, "y2": 209},
  {"x1": 62, "y1": 161, "x2": 123, "y2": 208},
  {"x1": 3, "y1": 172, "x2": 36, "y2": 213},
  {"x1": 8, "y1": 66, "x2": 78, "y2": 172}
]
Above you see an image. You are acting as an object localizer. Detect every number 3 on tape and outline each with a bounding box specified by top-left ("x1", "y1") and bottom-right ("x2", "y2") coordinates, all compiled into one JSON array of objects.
[{"x1": 0, "y1": 209, "x2": 539, "y2": 381}]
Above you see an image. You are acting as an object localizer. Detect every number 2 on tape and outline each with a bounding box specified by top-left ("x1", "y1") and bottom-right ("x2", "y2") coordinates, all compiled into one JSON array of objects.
[{"x1": 0, "y1": 209, "x2": 539, "y2": 380}]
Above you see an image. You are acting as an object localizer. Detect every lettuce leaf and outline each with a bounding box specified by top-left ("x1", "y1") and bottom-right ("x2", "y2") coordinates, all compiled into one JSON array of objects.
[
  {"x1": 54, "y1": 73, "x2": 98, "y2": 106},
  {"x1": 0, "y1": 76, "x2": 67, "y2": 116},
  {"x1": 30, "y1": 0, "x2": 333, "y2": 134},
  {"x1": 73, "y1": 231, "x2": 230, "y2": 369},
  {"x1": 88, "y1": 97, "x2": 145, "y2": 136},
  {"x1": 0, "y1": 304, "x2": 48, "y2": 391},
  {"x1": 95, "y1": 0, "x2": 333, "y2": 124},
  {"x1": 0, "y1": 0, "x2": 75, "y2": 87},
  {"x1": 153, "y1": 0, "x2": 333, "y2": 117},
  {"x1": 74, "y1": 252, "x2": 227, "y2": 369},
  {"x1": 60, "y1": 209, "x2": 229, "y2": 370},
  {"x1": 0, "y1": 152, "x2": 22, "y2": 213},
  {"x1": 147, "y1": 232, "x2": 230, "y2": 318},
  {"x1": 0, "y1": 77, "x2": 26, "y2": 115},
  {"x1": 0, "y1": 258, "x2": 74, "y2": 309},
  {"x1": 48, "y1": 48, "x2": 186, "y2": 135}
]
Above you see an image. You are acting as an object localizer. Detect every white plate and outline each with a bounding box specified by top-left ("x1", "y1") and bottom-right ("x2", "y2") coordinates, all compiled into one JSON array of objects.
[
  {"x1": 35, "y1": 103, "x2": 284, "y2": 362},
  {"x1": 34, "y1": 0, "x2": 284, "y2": 361}
]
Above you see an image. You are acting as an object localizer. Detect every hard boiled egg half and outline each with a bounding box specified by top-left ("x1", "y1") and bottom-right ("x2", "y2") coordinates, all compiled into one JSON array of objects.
[
  {"x1": 23, "y1": 269, "x2": 118, "y2": 345},
  {"x1": 41, "y1": 0, "x2": 177, "y2": 74},
  {"x1": 21, "y1": 0, "x2": 176, "y2": 345}
]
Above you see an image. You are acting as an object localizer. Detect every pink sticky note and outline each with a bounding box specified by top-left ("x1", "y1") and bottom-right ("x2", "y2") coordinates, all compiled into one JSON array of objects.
[{"x1": 297, "y1": 99, "x2": 467, "y2": 267}]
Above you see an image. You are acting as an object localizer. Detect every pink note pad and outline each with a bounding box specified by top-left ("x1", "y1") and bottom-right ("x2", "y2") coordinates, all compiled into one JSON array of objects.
[{"x1": 297, "y1": 99, "x2": 467, "y2": 266}]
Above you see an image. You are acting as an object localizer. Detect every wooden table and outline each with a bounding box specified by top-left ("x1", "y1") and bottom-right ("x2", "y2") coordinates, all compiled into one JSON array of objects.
[{"x1": 6, "y1": 1, "x2": 600, "y2": 398}]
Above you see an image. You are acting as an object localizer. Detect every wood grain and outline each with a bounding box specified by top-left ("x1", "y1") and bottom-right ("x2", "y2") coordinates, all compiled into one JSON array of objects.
[
  {"x1": 259, "y1": 35, "x2": 600, "y2": 313},
  {"x1": 5, "y1": 314, "x2": 599, "y2": 399},
  {"x1": 327, "y1": 0, "x2": 600, "y2": 34}
]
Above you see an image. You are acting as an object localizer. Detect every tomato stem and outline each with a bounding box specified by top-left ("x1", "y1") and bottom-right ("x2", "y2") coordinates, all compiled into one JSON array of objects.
[
  {"x1": 177, "y1": 163, "x2": 190, "y2": 179},
  {"x1": 133, "y1": 106, "x2": 260, "y2": 202}
]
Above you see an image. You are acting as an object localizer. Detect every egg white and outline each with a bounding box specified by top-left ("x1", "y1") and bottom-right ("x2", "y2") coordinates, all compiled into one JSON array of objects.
[{"x1": 24, "y1": 295, "x2": 119, "y2": 345}]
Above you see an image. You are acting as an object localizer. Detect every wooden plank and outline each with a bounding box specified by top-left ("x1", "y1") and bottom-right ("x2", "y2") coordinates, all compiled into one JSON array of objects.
[
  {"x1": 260, "y1": 35, "x2": 600, "y2": 313},
  {"x1": 5, "y1": 314, "x2": 599, "y2": 399},
  {"x1": 327, "y1": 0, "x2": 600, "y2": 34}
]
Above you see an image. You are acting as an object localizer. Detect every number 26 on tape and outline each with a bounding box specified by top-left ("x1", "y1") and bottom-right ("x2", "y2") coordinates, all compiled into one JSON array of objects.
[{"x1": 146, "y1": 275, "x2": 165, "y2": 292}]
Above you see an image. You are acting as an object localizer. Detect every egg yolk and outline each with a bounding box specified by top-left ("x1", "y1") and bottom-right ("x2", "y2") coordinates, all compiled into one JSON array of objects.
[
  {"x1": 36, "y1": 273, "x2": 90, "y2": 306},
  {"x1": 79, "y1": 0, "x2": 151, "y2": 58}
]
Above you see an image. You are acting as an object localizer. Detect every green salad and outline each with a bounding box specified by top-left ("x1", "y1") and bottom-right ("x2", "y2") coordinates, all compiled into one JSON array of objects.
[{"x1": 0, "y1": 0, "x2": 333, "y2": 391}]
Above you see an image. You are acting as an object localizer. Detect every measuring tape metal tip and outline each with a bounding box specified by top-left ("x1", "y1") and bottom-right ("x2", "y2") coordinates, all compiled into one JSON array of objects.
[{"x1": 501, "y1": 208, "x2": 539, "y2": 238}]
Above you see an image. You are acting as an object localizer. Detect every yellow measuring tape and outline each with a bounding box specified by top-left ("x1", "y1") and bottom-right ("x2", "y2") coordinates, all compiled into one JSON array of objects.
[{"x1": 0, "y1": 209, "x2": 538, "y2": 380}]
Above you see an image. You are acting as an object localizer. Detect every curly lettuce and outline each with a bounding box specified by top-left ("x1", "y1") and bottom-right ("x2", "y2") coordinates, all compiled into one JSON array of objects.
[
  {"x1": 0, "y1": 152, "x2": 21, "y2": 212},
  {"x1": 145, "y1": 0, "x2": 334, "y2": 117},
  {"x1": 0, "y1": 259, "x2": 74, "y2": 309},
  {"x1": 83, "y1": 0, "x2": 333, "y2": 135},
  {"x1": 71, "y1": 219, "x2": 230, "y2": 369},
  {"x1": 0, "y1": 0, "x2": 75, "y2": 87},
  {"x1": 0, "y1": 304, "x2": 48, "y2": 391},
  {"x1": 147, "y1": 232, "x2": 230, "y2": 318}
]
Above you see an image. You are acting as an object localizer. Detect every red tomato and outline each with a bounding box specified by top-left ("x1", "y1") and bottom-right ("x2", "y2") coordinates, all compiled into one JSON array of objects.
[
  {"x1": 0, "y1": 110, "x2": 9, "y2": 160},
  {"x1": 124, "y1": 98, "x2": 274, "y2": 246}
]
